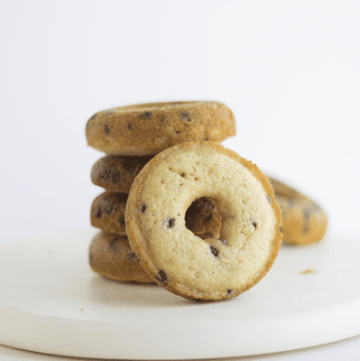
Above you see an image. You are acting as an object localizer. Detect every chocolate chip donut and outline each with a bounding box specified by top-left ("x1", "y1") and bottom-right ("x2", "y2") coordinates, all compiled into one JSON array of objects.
[
  {"x1": 89, "y1": 231, "x2": 155, "y2": 284},
  {"x1": 90, "y1": 192, "x2": 128, "y2": 235},
  {"x1": 86, "y1": 101, "x2": 236, "y2": 155},
  {"x1": 268, "y1": 176, "x2": 328, "y2": 246},
  {"x1": 126, "y1": 142, "x2": 283, "y2": 301},
  {"x1": 91, "y1": 155, "x2": 155, "y2": 193}
]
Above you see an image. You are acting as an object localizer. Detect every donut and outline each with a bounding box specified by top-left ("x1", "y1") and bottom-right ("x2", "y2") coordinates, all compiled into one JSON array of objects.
[
  {"x1": 85, "y1": 101, "x2": 236, "y2": 155},
  {"x1": 89, "y1": 231, "x2": 155, "y2": 284},
  {"x1": 125, "y1": 142, "x2": 283, "y2": 301},
  {"x1": 268, "y1": 176, "x2": 328, "y2": 246},
  {"x1": 91, "y1": 155, "x2": 155, "y2": 193},
  {"x1": 90, "y1": 192, "x2": 128, "y2": 235}
]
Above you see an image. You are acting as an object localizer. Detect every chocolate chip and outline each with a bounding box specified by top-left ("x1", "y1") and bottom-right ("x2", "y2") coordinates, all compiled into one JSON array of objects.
[
  {"x1": 103, "y1": 203, "x2": 115, "y2": 215},
  {"x1": 118, "y1": 214, "x2": 125, "y2": 226},
  {"x1": 227, "y1": 289, "x2": 233, "y2": 295},
  {"x1": 210, "y1": 245, "x2": 219, "y2": 257},
  {"x1": 140, "y1": 204, "x2": 147, "y2": 213},
  {"x1": 109, "y1": 237, "x2": 120, "y2": 252},
  {"x1": 122, "y1": 157, "x2": 143, "y2": 175},
  {"x1": 94, "y1": 207, "x2": 103, "y2": 219},
  {"x1": 251, "y1": 220, "x2": 257, "y2": 229},
  {"x1": 140, "y1": 111, "x2": 152, "y2": 119},
  {"x1": 104, "y1": 125, "x2": 110, "y2": 134},
  {"x1": 98, "y1": 166, "x2": 113, "y2": 182},
  {"x1": 303, "y1": 207, "x2": 312, "y2": 234},
  {"x1": 155, "y1": 270, "x2": 168, "y2": 285},
  {"x1": 180, "y1": 111, "x2": 191, "y2": 122},
  {"x1": 111, "y1": 171, "x2": 122, "y2": 185},
  {"x1": 205, "y1": 137, "x2": 210, "y2": 141},
  {"x1": 279, "y1": 226, "x2": 283, "y2": 233},
  {"x1": 164, "y1": 218, "x2": 176, "y2": 229},
  {"x1": 127, "y1": 123, "x2": 133, "y2": 130}
]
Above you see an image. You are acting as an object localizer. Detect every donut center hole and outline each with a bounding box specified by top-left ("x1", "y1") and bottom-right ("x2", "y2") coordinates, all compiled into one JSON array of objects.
[{"x1": 185, "y1": 197, "x2": 222, "y2": 239}]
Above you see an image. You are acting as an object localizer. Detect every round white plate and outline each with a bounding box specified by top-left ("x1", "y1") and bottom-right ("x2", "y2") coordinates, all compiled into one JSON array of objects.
[{"x1": 0, "y1": 228, "x2": 359, "y2": 360}]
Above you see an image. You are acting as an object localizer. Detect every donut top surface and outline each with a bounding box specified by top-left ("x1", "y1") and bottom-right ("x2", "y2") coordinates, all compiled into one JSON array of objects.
[
  {"x1": 85, "y1": 101, "x2": 236, "y2": 155},
  {"x1": 126, "y1": 142, "x2": 282, "y2": 301}
]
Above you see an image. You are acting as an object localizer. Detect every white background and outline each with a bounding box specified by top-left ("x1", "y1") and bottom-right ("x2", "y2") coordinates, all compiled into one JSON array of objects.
[
  {"x1": 0, "y1": 0, "x2": 359, "y2": 359},
  {"x1": 0, "y1": 0, "x2": 359, "y2": 243}
]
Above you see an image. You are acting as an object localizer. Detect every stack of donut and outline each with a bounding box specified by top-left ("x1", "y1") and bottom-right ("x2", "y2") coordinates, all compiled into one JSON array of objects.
[{"x1": 85, "y1": 101, "x2": 327, "y2": 301}]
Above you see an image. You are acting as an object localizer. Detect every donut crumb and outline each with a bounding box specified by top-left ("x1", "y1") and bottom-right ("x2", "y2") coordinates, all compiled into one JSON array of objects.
[{"x1": 300, "y1": 269, "x2": 317, "y2": 274}]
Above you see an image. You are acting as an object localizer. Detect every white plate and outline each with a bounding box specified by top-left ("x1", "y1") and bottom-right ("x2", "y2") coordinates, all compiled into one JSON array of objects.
[{"x1": 0, "y1": 228, "x2": 359, "y2": 360}]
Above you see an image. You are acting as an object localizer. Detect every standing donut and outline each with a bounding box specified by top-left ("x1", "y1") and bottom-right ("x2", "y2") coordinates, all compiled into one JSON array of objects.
[{"x1": 126, "y1": 142, "x2": 283, "y2": 301}]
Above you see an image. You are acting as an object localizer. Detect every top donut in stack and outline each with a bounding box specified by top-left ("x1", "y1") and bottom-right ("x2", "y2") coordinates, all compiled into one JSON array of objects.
[
  {"x1": 86, "y1": 101, "x2": 235, "y2": 156},
  {"x1": 86, "y1": 101, "x2": 236, "y2": 282}
]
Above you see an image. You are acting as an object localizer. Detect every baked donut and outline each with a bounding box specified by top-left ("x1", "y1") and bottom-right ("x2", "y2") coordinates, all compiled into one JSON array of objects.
[
  {"x1": 91, "y1": 155, "x2": 154, "y2": 193},
  {"x1": 268, "y1": 176, "x2": 328, "y2": 246},
  {"x1": 126, "y1": 142, "x2": 283, "y2": 301},
  {"x1": 90, "y1": 192, "x2": 128, "y2": 235},
  {"x1": 85, "y1": 101, "x2": 236, "y2": 155},
  {"x1": 89, "y1": 231, "x2": 154, "y2": 284}
]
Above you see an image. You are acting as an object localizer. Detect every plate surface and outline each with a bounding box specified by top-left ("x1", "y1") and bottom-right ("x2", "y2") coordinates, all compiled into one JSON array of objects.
[{"x1": 0, "y1": 228, "x2": 359, "y2": 360}]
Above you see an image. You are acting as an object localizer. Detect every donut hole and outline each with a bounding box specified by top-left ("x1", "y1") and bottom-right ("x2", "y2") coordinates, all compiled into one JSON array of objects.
[{"x1": 185, "y1": 197, "x2": 222, "y2": 239}]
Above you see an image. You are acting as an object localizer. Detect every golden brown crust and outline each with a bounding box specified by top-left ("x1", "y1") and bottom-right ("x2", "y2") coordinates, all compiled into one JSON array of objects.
[
  {"x1": 91, "y1": 155, "x2": 155, "y2": 192},
  {"x1": 90, "y1": 192, "x2": 128, "y2": 235},
  {"x1": 126, "y1": 142, "x2": 283, "y2": 301},
  {"x1": 85, "y1": 101, "x2": 236, "y2": 155},
  {"x1": 268, "y1": 176, "x2": 328, "y2": 246},
  {"x1": 89, "y1": 231, "x2": 155, "y2": 283}
]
